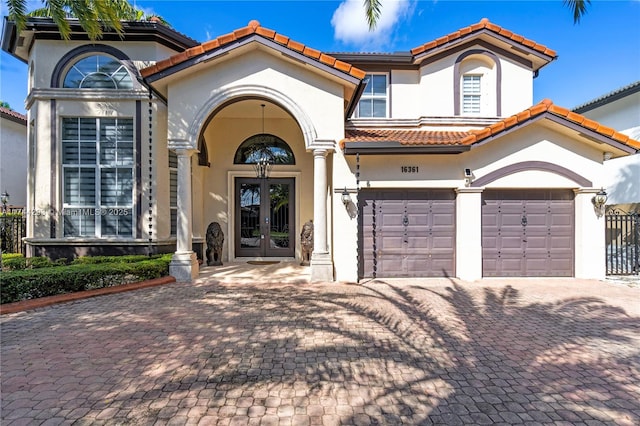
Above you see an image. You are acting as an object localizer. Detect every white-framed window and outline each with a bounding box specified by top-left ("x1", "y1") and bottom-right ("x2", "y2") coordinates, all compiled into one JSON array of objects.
[
  {"x1": 462, "y1": 74, "x2": 481, "y2": 114},
  {"x1": 63, "y1": 54, "x2": 133, "y2": 89},
  {"x1": 356, "y1": 74, "x2": 388, "y2": 118},
  {"x1": 62, "y1": 117, "x2": 134, "y2": 237},
  {"x1": 169, "y1": 151, "x2": 178, "y2": 236}
]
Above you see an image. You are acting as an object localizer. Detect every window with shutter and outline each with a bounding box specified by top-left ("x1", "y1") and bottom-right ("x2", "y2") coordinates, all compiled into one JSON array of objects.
[
  {"x1": 462, "y1": 75, "x2": 481, "y2": 114},
  {"x1": 62, "y1": 117, "x2": 134, "y2": 237}
]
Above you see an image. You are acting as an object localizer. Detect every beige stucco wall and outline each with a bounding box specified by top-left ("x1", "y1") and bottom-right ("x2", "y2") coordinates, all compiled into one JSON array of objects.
[
  {"x1": 165, "y1": 47, "x2": 346, "y2": 145},
  {"x1": 579, "y1": 91, "x2": 640, "y2": 204},
  {"x1": 332, "y1": 120, "x2": 610, "y2": 282},
  {"x1": 403, "y1": 45, "x2": 533, "y2": 119},
  {"x1": 30, "y1": 40, "x2": 178, "y2": 89},
  {"x1": 24, "y1": 37, "x2": 179, "y2": 247},
  {"x1": 0, "y1": 116, "x2": 27, "y2": 208},
  {"x1": 197, "y1": 114, "x2": 313, "y2": 262},
  {"x1": 161, "y1": 46, "x2": 350, "y2": 262}
]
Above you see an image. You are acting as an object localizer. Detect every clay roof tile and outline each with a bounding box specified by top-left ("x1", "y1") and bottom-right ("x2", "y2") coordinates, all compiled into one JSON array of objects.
[
  {"x1": 141, "y1": 20, "x2": 366, "y2": 82},
  {"x1": 202, "y1": 38, "x2": 220, "y2": 51},
  {"x1": 303, "y1": 46, "x2": 321, "y2": 60},
  {"x1": 596, "y1": 124, "x2": 615, "y2": 137},
  {"x1": 273, "y1": 33, "x2": 290, "y2": 45},
  {"x1": 319, "y1": 53, "x2": 337, "y2": 66},
  {"x1": 255, "y1": 27, "x2": 276, "y2": 38},
  {"x1": 349, "y1": 67, "x2": 367, "y2": 80},
  {"x1": 286, "y1": 39, "x2": 305, "y2": 52},
  {"x1": 566, "y1": 111, "x2": 585, "y2": 124},
  {"x1": 233, "y1": 27, "x2": 253, "y2": 38},
  {"x1": 410, "y1": 18, "x2": 557, "y2": 60},
  {"x1": 217, "y1": 32, "x2": 236, "y2": 45}
]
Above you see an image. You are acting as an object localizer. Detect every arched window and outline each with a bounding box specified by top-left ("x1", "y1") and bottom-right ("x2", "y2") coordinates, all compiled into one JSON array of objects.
[
  {"x1": 63, "y1": 54, "x2": 133, "y2": 89},
  {"x1": 454, "y1": 50, "x2": 501, "y2": 116},
  {"x1": 234, "y1": 134, "x2": 295, "y2": 165}
]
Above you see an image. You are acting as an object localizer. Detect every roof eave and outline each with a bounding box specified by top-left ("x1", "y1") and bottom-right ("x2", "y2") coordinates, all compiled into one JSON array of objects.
[
  {"x1": 1, "y1": 18, "x2": 26, "y2": 62},
  {"x1": 470, "y1": 112, "x2": 638, "y2": 154},
  {"x1": 1, "y1": 17, "x2": 198, "y2": 61},
  {"x1": 413, "y1": 30, "x2": 556, "y2": 71},
  {"x1": 343, "y1": 141, "x2": 470, "y2": 155},
  {"x1": 573, "y1": 81, "x2": 640, "y2": 113}
]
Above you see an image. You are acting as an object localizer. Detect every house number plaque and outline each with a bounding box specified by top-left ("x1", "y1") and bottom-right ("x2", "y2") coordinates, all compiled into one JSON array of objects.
[{"x1": 401, "y1": 166, "x2": 419, "y2": 173}]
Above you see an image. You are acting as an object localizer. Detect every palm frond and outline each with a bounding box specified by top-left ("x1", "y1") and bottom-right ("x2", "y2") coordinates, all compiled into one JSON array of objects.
[
  {"x1": 563, "y1": 0, "x2": 591, "y2": 23},
  {"x1": 363, "y1": 0, "x2": 381, "y2": 30},
  {"x1": 6, "y1": 0, "x2": 28, "y2": 34}
]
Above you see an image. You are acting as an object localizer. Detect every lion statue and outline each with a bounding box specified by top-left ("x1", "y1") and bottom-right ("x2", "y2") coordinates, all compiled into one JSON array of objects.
[
  {"x1": 300, "y1": 220, "x2": 314, "y2": 266},
  {"x1": 206, "y1": 222, "x2": 224, "y2": 266}
]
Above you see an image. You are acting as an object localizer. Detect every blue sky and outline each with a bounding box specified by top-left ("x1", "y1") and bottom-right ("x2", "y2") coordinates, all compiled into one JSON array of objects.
[{"x1": 1, "y1": 0, "x2": 639, "y2": 114}]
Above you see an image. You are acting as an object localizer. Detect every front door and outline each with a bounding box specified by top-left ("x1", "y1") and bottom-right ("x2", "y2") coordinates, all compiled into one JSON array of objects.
[{"x1": 235, "y1": 177, "x2": 295, "y2": 257}]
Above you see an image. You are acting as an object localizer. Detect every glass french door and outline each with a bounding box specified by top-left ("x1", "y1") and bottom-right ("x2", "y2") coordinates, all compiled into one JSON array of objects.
[{"x1": 235, "y1": 177, "x2": 295, "y2": 257}]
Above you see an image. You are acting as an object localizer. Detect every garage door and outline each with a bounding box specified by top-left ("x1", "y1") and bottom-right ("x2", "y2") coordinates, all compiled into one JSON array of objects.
[
  {"x1": 359, "y1": 189, "x2": 455, "y2": 278},
  {"x1": 482, "y1": 189, "x2": 574, "y2": 277}
]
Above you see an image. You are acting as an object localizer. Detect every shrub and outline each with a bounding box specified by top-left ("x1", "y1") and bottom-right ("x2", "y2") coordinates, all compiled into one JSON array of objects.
[
  {"x1": 2, "y1": 253, "x2": 26, "y2": 270},
  {"x1": 0, "y1": 254, "x2": 172, "y2": 304},
  {"x1": 1, "y1": 254, "x2": 65, "y2": 270}
]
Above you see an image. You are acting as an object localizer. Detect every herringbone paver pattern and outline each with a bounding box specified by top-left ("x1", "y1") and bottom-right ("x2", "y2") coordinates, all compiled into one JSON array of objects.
[{"x1": 1, "y1": 277, "x2": 639, "y2": 425}]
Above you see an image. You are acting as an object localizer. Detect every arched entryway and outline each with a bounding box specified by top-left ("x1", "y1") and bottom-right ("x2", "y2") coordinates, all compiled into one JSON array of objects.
[{"x1": 193, "y1": 98, "x2": 312, "y2": 263}]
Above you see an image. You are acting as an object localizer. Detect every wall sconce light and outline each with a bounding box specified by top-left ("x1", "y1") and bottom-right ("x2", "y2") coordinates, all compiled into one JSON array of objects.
[
  {"x1": 603, "y1": 151, "x2": 612, "y2": 161},
  {"x1": 463, "y1": 168, "x2": 473, "y2": 186},
  {"x1": 591, "y1": 188, "x2": 607, "y2": 218},
  {"x1": 341, "y1": 187, "x2": 351, "y2": 207}
]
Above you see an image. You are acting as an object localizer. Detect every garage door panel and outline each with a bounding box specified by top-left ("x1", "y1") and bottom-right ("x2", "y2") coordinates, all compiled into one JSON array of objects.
[
  {"x1": 526, "y1": 235, "x2": 547, "y2": 249},
  {"x1": 550, "y1": 236, "x2": 572, "y2": 249},
  {"x1": 407, "y1": 237, "x2": 429, "y2": 249},
  {"x1": 360, "y1": 189, "x2": 455, "y2": 278},
  {"x1": 482, "y1": 190, "x2": 574, "y2": 277},
  {"x1": 433, "y1": 236, "x2": 455, "y2": 249},
  {"x1": 500, "y1": 236, "x2": 523, "y2": 249}
]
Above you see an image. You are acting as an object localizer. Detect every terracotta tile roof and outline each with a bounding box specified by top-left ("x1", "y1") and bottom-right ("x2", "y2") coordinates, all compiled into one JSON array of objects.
[
  {"x1": 341, "y1": 100, "x2": 640, "y2": 152},
  {"x1": 141, "y1": 20, "x2": 366, "y2": 80},
  {"x1": 0, "y1": 107, "x2": 27, "y2": 123},
  {"x1": 340, "y1": 129, "x2": 469, "y2": 148},
  {"x1": 410, "y1": 18, "x2": 556, "y2": 58},
  {"x1": 460, "y1": 99, "x2": 640, "y2": 150}
]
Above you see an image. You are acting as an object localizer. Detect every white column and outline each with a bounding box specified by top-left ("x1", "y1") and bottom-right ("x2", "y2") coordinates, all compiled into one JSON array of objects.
[
  {"x1": 313, "y1": 149, "x2": 328, "y2": 254},
  {"x1": 574, "y1": 188, "x2": 606, "y2": 279},
  {"x1": 455, "y1": 188, "x2": 483, "y2": 281},
  {"x1": 168, "y1": 142, "x2": 199, "y2": 282},
  {"x1": 310, "y1": 146, "x2": 334, "y2": 282}
]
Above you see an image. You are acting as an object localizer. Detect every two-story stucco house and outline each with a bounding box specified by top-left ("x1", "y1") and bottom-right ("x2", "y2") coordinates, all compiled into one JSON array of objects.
[{"x1": 2, "y1": 17, "x2": 638, "y2": 282}]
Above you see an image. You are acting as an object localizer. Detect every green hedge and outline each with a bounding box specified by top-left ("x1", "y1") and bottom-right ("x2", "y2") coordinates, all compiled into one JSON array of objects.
[{"x1": 0, "y1": 254, "x2": 172, "y2": 304}]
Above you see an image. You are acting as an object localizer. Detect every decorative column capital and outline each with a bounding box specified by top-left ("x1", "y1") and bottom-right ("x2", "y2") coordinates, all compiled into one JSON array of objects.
[
  {"x1": 168, "y1": 138, "x2": 198, "y2": 155},
  {"x1": 308, "y1": 139, "x2": 336, "y2": 154}
]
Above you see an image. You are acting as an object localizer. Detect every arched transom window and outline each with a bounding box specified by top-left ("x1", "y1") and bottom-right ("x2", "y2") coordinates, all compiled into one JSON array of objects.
[
  {"x1": 234, "y1": 134, "x2": 295, "y2": 165},
  {"x1": 63, "y1": 54, "x2": 133, "y2": 89}
]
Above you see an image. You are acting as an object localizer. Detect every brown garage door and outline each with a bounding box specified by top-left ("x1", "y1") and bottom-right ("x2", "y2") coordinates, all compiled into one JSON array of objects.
[
  {"x1": 359, "y1": 189, "x2": 456, "y2": 278},
  {"x1": 482, "y1": 189, "x2": 574, "y2": 277}
]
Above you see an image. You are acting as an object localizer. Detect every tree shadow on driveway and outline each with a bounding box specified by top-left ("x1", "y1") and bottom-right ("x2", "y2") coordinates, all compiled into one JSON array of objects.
[{"x1": 1, "y1": 279, "x2": 639, "y2": 424}]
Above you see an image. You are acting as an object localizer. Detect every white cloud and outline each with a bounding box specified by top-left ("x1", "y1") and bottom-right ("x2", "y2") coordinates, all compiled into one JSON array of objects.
[{"x1": 331, "y1": 0, "x2": 413, "y2": 49}]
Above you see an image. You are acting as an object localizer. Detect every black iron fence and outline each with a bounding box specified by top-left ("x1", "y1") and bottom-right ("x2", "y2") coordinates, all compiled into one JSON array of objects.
[
  {"x1": 605, "y1": 207, "x2": 639, "y2": 276},
  {"x1": 1, "y1": 211, "x2": 26, "y2": 255}
]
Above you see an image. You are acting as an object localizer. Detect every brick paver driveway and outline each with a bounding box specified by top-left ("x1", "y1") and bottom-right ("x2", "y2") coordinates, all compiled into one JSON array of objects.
[{"x1": 2, "y1": 277, "x2": 639, "y2": 425}]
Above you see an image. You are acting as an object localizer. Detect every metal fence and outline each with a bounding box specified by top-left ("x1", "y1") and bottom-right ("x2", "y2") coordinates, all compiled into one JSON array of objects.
[
  {"x1": 0, "y1": 212, "x2": 26, "y2": 255},
  {"x1": 605, "y1": 208, "x2": 639, "y2": 275}
]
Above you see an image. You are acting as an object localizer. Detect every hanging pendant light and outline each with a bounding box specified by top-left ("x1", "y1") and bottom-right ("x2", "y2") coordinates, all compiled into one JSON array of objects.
[{"x1": 254, "y1": 103, "x2": 272, "y2": 179}]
